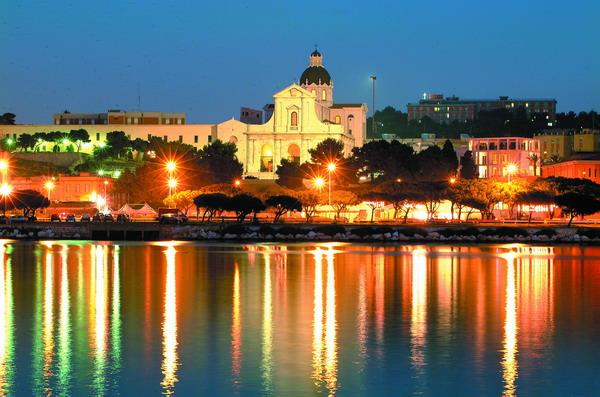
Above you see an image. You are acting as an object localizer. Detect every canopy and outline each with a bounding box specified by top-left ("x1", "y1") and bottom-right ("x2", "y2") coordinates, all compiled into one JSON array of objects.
[{"x1": 115, "y1": 203, "x2": 157, "y2": 217}]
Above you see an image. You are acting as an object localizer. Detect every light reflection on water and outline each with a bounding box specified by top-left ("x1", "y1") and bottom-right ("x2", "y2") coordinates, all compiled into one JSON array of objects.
[{"x1": 0, "y1": 242, "x2": 596, "y2": 395}]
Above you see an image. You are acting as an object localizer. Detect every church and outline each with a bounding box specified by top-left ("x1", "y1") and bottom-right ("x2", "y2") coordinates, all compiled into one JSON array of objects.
[
  {"x1": 0, "y1": 50, "x2": 368, "y2": 180},
  {"x1": 231, "y1": 49, "x2": 368, "y2": 178}
]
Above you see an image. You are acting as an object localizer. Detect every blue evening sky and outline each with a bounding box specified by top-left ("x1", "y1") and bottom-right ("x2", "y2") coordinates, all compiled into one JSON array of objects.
[{"x1": 1, "y1": 0, "x2": 598, "y2": 124}]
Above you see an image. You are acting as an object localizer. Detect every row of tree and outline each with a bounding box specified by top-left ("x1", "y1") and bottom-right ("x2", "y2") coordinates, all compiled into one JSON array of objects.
[
  {"x1": 10, "y1": 129, "x2": 91, "y2": 152},
  {"x1": 0, "y1": 190, "x2": 50, "y2": 217},
  {"x1": 367, "y1": 107, "x2": 598, "y2": 139}
]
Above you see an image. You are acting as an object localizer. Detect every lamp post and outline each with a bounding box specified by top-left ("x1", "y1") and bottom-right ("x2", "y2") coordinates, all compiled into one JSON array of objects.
[
  {"x1": 0, "y1": 183, "x2": 11, "y2": 216},
  {"x1": 506, "y1": 163, "x2": 517, "y2": 184},
  {"x1": 313, "y1": 176, "x2": 325, "y2": 191},
  {"x1": 45, "y1": 180, "x2": 55, "y2": 202},
  {"x1": 370, "y1": 75, "x2": 377, "y2": 135},
  {"x1": 327, "y1": 162, "x2": 336, "y2": 206},
  {"x1": 168, "y1": 178, "x2": 178, "y2": 201},
  {"x1": 0, "y1": 159, "x2": 8, "y2": 184}
]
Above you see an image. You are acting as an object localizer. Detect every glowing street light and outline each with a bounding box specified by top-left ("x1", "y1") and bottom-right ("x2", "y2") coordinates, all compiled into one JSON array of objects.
[
  {"x1": 505, "y1": 163, "x2": 518, "y2": 183},
  {"x1": 168, "y1": 178, "x2": 178, "y2": 197},
  {"x1": 0, "y1": 160, "x2": 8, "y2": 172},
  {"x1": 234, "y1": 179, "x2": 241, "y2": 188},
  {"x1": 97, "y1": 169, "x2": 105, "y2": 176},
  {"x1": 44, "y1": 180, "x2": 55, "y2": 201},
  {"x1": 166, "y1": 161, "x2": 177, "y2": 173},
  {"x1": 313, "y1": 176, "x2": 325, "y2": 190},
  {"x1": 449, "y1": 177, "x2": 457, "y2": 184},
  {"x1": 0, "y1": 182, "x2": 12, "y2": 216}
]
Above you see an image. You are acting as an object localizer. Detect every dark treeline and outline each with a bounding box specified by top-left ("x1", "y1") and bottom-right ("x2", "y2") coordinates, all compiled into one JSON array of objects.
[{"x1": 367, "y1": 107, "x2": 599, "y2": 139}]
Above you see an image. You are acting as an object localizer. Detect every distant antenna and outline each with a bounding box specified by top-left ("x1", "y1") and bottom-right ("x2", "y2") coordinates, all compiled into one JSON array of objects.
[{"x1": 137, "y1": 82, "x2": 141, "y2": 111}]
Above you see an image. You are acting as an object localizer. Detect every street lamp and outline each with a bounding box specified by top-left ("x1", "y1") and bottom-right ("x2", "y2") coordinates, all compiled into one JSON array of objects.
[
  {"x1": 327, "y1": 162, "x2": 336, "y2": 206},
  {"x1": 166, "y1": 160, "x2": 176, "y2": 173},
  {"x1": 168, "y1": 178, "x2": 178, "y2": 197},
  {"x1": 449, "y1": 177, "x2": 457, "y2": 184},
  {"x1": 44, "y1": 180, "x2": 55, "y2": 202},
  {"x1": 313, "y1": 176, "x2": 325, "y2": 191},
  {"x1": 234, "y1": 179, "x2": 241, "y2": 188},
  {"x1": 370, "y1": 75, "x2": 377, "y2": 135},
  {"x1": 0, "y1": 183, "x2": 12, "y2": 216},
  {"x1": 0, "y1": 159, "x2": 8, "y2": 184},
  {"x1": 505, "y1": 163, "x2": 518, "y2": 183}
]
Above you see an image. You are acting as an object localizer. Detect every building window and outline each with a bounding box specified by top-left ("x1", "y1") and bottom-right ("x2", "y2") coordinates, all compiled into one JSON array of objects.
[
  {"x1": 164, "y1": 135, "x2": 168, "y2": 142},
  {"x1": 194, "y1": 136, "x2": 198, "y2": 143},
  {"x1": 165, "y1": 119, "x2": 170, "y2": 125},
  {"x1": 208, "y1": 135, "x2": 212, "y2": 143},
  {"x1": 290, "y1": 111, "x2": 298, "y2": 127},
  {"x1": 260, "y1": 144, "x2": 274, "y2": 172},
  {"x1": 489, "y1": 142, "x2": 497, "y2": 150},
  {"x1": 311, "y1": 89, "x2": 316, "y2": 96},
  {"x1": 177, "y1": 119, "x2": 182, "y2": 125},
  {"x1": 148, "y1": 134, "x2": 152, "y2": 141},
  {"x1": 321, "y1": 90, "x2": 327, "y2": 101},
  {"x1": 334, "y1": 115, "x2": 341, "y2": 124},
  {"x1": 96, "y1": 133, "x2": 100, "y2": 141}
]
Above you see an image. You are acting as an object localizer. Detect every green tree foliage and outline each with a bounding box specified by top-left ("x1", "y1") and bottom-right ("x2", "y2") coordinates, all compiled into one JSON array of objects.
[
  {"x1": 68, "y1": 129, "x2": 90, "y2": 151},
  {"x1": 275, "y1": 159, "x2": 304, "y2": 189},
  {"x1": 226, "y1": 194, "x2": 265, "y2": 223},
  {"x1": 104, "y1": 131, "x2": 131, "y2": 158},
  {"x1": 0, "y1": 113, "x2": 16, "y2": 125},
  {"x1": 459, "y1": 150, "x2": 478, "y2": 179},
  {"x1": 308, "y1": 138, "x2": 345, "y2": 165},
  {"x1": 352, "y1": 140, "x2": 415, "y2": 182},
  {"x1": 13, "y1": 189, "x2": 50, "y2": 217},
  {"x1": 163, "y1": 190, "x2": 201, "y2": 216},
  {"x1": 17, "y1": 133, "x2": 36, "y2": 152},
  {"x1": 193, "y1": 193, "x2": 230, "y2": 222},
  {"x1": 377, "y1": 181, "x2": 421, "y2": 223},
  {"x1": 330, "y1": 190, "x2": 360, "y2": 221},
  {"x1": 265, "y1": 195, "x2": 302, "y2": 223},
  {"x1": 197, "y1": 140, "x2": 243, "y2": 185},
  {"x1": 555, "y1": 193, "x2": 600, "y2": 226}
]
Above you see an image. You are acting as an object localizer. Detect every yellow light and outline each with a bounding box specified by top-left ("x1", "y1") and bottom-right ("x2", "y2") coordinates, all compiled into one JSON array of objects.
[
  {"x1": 0, "y1": 183, "x2": 11, "y2": 197},
  {"x1": 166, "y1": 161, "x2": 176, "y2": 172},
  {"x1": 506, "y1": 164, "x2": 518, "y2": 175},
  {"x1": 327, "y1": 162, "x2": 336, "y2": 172},
  {"x1": 45, "y1": 181, "x2": 55, "y2": 190},
  {"x1": 396, "y1": 178, "x2": 402, "y2": 183},
  {"x1": 168, "y1": 178, "x2": 178, "y2": 189},
  {"x1": 449, "y1": 177, "x2": 457, "y2": 184},
  {"x1": 103, "y1": 180, "x2": 109, "y2": 186},
  {"x1": 0, "y1": 160, "x2": 8, "y2": 172},
  {"x1": 314, "y1": 177, "x2": 325, "y2": 190},
  {"x1": 234, "y1": 179, "x2": 241, "y2": 187}
]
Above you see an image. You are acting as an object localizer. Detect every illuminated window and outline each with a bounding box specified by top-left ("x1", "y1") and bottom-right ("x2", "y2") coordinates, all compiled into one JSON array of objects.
[
  {"x1": 290, "y1": 111, "x2": 298, "y2": 127},
  {"x1": 334, "y1": 115, "x2": 341, "y2": 124},
  {"x1": 321, "y1": 90, "x2": 327, "y2": 100},
  {"x1": 311, "y1": 89, "x2": 316, "y2": 96}
]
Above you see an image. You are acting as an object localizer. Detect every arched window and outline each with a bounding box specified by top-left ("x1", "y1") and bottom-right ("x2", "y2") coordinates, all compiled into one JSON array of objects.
[
  {"x1": 288, "y1": 144, "x2": 300, "y2": 164},
  {"x1": 311, "y1": 89, "x2": 316, "y2": 96},
  {"x1": 334, "y1": 115, "x2": 341, "y2": 124},
  {"x1": 228, "y1": 136, "x2": 238, "y2": 144},
  {"x1": 321, "y1": 90, "x2": 327, "y2": 101},
  {"x1": 260, "y1": 144, "x2": 274, "y2": 172},
  {"x1": 347, "y1": 115, "x2": 354, "y2": 135},
  {"x1": 290, "y1": 111, "x2": 298, "y2": 127}
]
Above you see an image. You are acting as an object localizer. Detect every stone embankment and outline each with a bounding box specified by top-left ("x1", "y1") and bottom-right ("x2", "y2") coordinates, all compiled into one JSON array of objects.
[{"x1": 1, "y1": 222, "x2": 600, "y2": 243}]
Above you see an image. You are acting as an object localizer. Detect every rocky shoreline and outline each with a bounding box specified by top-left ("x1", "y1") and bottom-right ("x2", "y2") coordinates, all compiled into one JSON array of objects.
[{"x1": 1, "y1": 223, "x2": 599, "y2": 244}]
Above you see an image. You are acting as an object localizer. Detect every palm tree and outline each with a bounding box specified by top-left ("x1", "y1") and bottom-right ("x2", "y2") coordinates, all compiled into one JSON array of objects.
[{"x1": 527, "y1": 153, "x2": 539, "y2": 176}]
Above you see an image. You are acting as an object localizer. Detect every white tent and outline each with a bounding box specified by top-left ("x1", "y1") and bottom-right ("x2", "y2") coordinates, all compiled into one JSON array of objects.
[{"x1": 115, "y1": 203, "x2": 157, "y2": 218}]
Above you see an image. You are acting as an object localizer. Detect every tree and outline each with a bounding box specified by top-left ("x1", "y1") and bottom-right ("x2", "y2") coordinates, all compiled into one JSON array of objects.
[
  {"x1": 13, "y1": 190, "x2": 50, "y2": 217},
  {"x1": 197, "y1": 140, "x2": 243, "y2": 185},
  {"x1": 193, "y1": 193, "x2": 230, "y2": 222},
  {"x1": 0, "y1": 113, "x2": 16, "y2": 125},
  {"x1": 459, "y1": 150, "x2": 478, "y2": 179},
  {"x1": 516, "y1": 188, "x2": 555, "y2": 222},
  {"x1": 308, "y1": 138, "x2": 345, "y2": 165},
  {"x1": 265, "y1": 195, "x2": 302, "y2": 223},
  {"x1": 330, "y1": 190, "x2": 360, "y2": 221},
  {"x1": 105, "y1": 131, "x2": 131, "y2": 158},
  {"x1": 469, "y1": 179, "x2": 504, "y2": 220},
  {"x1": 527, "y1": 153, "x2": 539, "y2": 176},
  {"x1": 68, "y1": 129, "x2": 91, "y2": 152},
  {"x1": 441, "y1": 140, "x2": 459, "y2": 176},
  {"x1": 378, "y1": 182, "x2": 421, "y2": 223},
  {"x1": 359, "y1": 191, "x2": 387, "y2": 223},
  {"x1": 297, "y1": 191, "x2": 321, "y2": 223},
  {"x1": 226, "y1": 194, "x2": 265, "y2": 223},
  {"x1": 275, "y1": 159, "x2": 304, "y2": 189},
  {"x1": 555, "y1": 192, "x2": 600, "y2": 226},
  {"x1": 17, "y1": 134, "x2": 36, "y2": 152},
  {"x1": 163, "y1": 190, "x2": 201, "y2": 216}
]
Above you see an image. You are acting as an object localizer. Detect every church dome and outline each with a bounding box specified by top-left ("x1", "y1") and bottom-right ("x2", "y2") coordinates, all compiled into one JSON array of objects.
[{"x1": 300, "y1": 66, "x2": 331, "y2": 86}]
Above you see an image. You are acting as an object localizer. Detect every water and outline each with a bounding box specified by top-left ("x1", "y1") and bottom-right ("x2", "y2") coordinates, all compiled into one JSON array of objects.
[{"x1": 0, "y1": 241, "x2": 598, "y2": 396}]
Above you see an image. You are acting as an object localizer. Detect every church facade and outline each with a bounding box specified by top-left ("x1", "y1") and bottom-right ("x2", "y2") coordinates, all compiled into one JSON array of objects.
[{"x1": 0, "y1": 50, "x2": 367, "y2": 179}]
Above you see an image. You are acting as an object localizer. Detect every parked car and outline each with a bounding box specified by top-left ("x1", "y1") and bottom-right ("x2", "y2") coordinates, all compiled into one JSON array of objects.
[
  {"x1": 80, "y1": 213, "x2": 91, "y2": 222},
  {"x1": 92, "y1": 213, "x2": 104, "y2": 222},
  {"x1": 158, "y1": 213, "x2": 188, "y2": 224},
  {"x1": 10, "y1": 215, "x2": 27, "y2": 223},
  {"x1": 28, "y1": 216, "x2": 37, "y2": 222},
  {"x1": 104, "y1": 213, "x2": 114, "y2": 222},
  {"x1": 116, "y1": 214, "x2": 130, "y2": 223},
  {"x1": 50, "y1": 214, "x2": 61, "y2": 222},
  {"x1": 65, "y1": 214, "x2": 76, "y2": 222}
]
